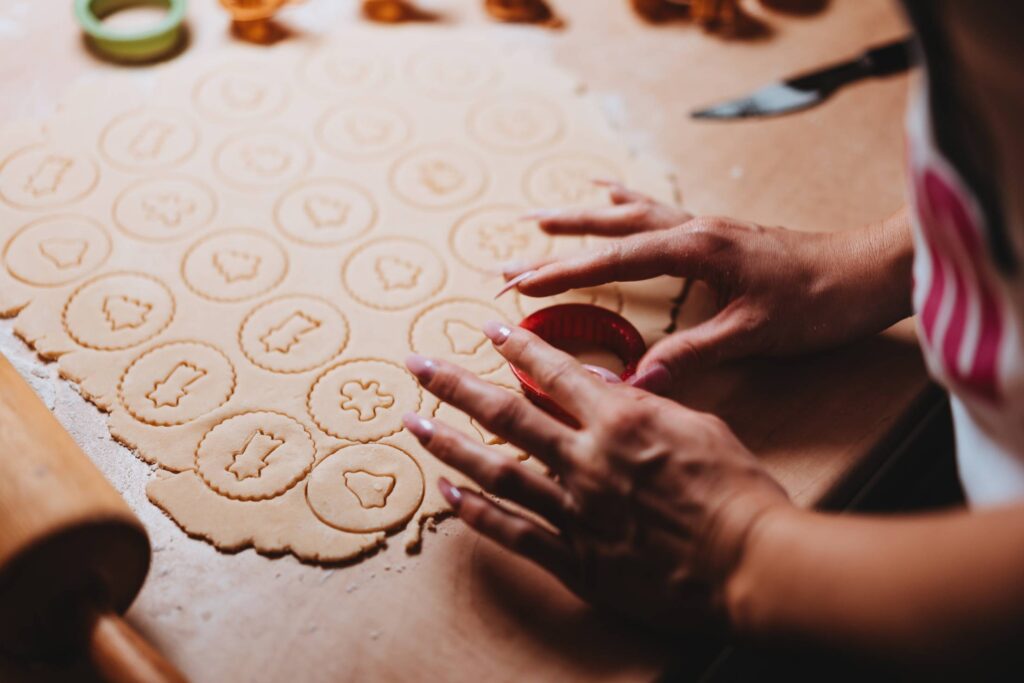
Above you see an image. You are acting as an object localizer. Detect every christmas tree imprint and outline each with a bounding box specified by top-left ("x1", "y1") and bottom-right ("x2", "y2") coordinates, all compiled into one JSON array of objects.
[
  {"x1": 345, "y1": 115, "x2": 391, "y2": 146},
  {"x1": 241, "y1": 145, "x2": 289, "y2": 175},
  {"x1": 142, "y1": 192, "x2": 196, "y2": 228},
  {"x1": 417, "y1": 159, "x2": 463, "y2": 195},
  {"x1": 226, "y1": 430, "x2": 284, "y2": 481},
  {"x1": 102, "y1": 295, "x2": 152, "y2": 331},
  {"x1": 127, "y1": 121, "x2": 174, "y2": 161},
  {"x1": 477, "y1": 222, "x2": 530, "y2": 260},
  {"x1": 343, "y1": 470, "x2": 395, "y2": 509},
  {"x1": 146, "y1": 362, "x2": 206, "y2": 408},
  {"x1": 221, "y1": 78, "x2": 266, "y2": 109},
  {"x1": 212, "y1": 249, "x2": 261, "y2": 283},
  {"x1": 339, "y1": 380, "x2": 394, "y2": 422},
  {"x1": 24, "y1": 156, "x2": 73, "y2": 197},
  {"x1": 444, "y1": 319, "x2": 487, "y2": 356},
  {"x1": 374, "y1": 256, "x2": 420, "y2": 291},
  {"x1": 37, "y1": 238, "x2": 87, "y2": 269},
  {"x1": 303, "y1": 195, "x2": 350, "y2": 228},
  {"x1": 259, "y1": 310, "x2": 321, "y2": 354}
]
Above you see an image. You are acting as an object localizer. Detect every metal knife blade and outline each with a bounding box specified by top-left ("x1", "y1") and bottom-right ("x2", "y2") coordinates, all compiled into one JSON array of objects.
[{"x1": 691, "y1": 37, "x2": 914, "y2": 120}]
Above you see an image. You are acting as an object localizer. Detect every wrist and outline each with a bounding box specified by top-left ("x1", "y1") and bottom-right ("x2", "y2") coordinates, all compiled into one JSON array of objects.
[{"x1": 721, "y1": 502, "x2": 807, "y2": 638}]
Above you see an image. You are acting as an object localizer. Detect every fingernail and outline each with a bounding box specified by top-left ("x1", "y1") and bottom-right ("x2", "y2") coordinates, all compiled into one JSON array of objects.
[
  {"x1": 627, "y1": 363, "x2": 673, "y2": 395},
  {"x1": 403, "y1": 413, "x2": 434, "y2": 443},
  {"x1": 483, "y1": 321, "x2": 512, "y2": 345},
  {"x1": 494, "y1": 270, "x2": 535, "y2": 299},
  {"x1": 583, "y1": 364, "x2": 622, "y2": 384},
  {"x1": 405, "y1": 354, "x2": 437, "y2": 383},
  {"x1": 521, "y1": 209, "x2": 559, "y2": 221},
  {"x1": 500, "y1": 259, "x2": 528, "y2": 276},
  {"x1": 438, "y1": 477, "x2": 463, "y2": 509}
]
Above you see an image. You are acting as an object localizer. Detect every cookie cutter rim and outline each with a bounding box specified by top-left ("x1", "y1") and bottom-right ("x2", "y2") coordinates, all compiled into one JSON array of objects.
[
  {"x1": 510, "y1": 303, "x2": 647, "y2": 419},
  {"x1": 75, "y1": 0, "x2": 186, "y2": 62}
]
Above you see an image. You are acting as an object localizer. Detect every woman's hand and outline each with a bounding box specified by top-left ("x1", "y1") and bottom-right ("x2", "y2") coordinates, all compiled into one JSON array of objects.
[
  {"x1": 403, "y1": 324, "x2": 791, "y2": 630},
  {"x1": 505, "y1": 183, "x2": 914, "y2": 394}
]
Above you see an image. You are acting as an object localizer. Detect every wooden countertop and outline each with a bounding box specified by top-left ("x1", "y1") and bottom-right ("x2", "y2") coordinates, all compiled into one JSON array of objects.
[{"x1": 0, "y1": 0, "x2": 929, "y2": 680}]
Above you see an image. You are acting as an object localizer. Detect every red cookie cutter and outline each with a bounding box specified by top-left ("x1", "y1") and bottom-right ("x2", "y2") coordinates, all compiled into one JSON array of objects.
[{"x1": 510, "y1": 303, "x2": 646, "y2": 421}]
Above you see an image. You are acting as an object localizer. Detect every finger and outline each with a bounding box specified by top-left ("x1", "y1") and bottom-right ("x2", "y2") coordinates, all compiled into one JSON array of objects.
[
  {"x1": 483, "y1": 322, "x2": 606, "y2": 418},
  {"x1": 628, "y1": 309, "x2": 752, "y2": 395},
  {"x1": 500, "y1": 255, "x2": 557, "y2": 280},
  {"x1": 592, "y1": 178, "x2": 650, "y2": 205},
  {"x1": 405, "y1": 414, "x2": 570, "y2": 524},
  {"x1": 439, "y1": 479, "x2": 577, "y2": 588},
  {"x1": 405, "y1": 355, "x2": 578, "y2": 471},
  {"x1": 533, "y1": 204, "x2": 652, "y2": 237},
  {"x1": 517, "y1": 227, "x2": 720, "y2": 298}
]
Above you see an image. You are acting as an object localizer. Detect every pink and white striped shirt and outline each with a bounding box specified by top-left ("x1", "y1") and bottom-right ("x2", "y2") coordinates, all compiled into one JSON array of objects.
[{"x1": 907, "y1": 87, "x2": 1024, "y2": 505}]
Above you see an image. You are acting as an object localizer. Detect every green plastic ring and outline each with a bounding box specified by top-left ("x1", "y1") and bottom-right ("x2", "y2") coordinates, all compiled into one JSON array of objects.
[{"x1": 75, "y1": 0, "x2": 186, "y2": 62}]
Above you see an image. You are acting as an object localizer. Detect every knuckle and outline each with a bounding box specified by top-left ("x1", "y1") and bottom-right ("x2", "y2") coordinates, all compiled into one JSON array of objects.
[
  {"x1": 486, "y1": 457, "x2": 520, "y2": 493},
  {"x1": 483, "y1": 392, "x2": 527, "y2": 435},
  {"x1": 427, "y1": 364, "x2": 462, "y2": 398},
  {"x1": 507, "y1": 520, "x2": 537, "y2": 553},
  {"x1": 534, "y1": 356, "x2": 576, "y2": 391}
]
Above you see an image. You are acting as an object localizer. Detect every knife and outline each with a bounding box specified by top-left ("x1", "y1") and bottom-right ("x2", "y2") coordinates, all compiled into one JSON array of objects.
[{"x1": 691, "y1": 37, "x2": 915, "y2": 120}]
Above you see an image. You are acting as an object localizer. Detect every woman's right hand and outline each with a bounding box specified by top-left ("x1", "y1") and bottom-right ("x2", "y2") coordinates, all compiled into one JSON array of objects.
[{"x1": 505, "y1": 183, "x2": 914, "y2": 394}]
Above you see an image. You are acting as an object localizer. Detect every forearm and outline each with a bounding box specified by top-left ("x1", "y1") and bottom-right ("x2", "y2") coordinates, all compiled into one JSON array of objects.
[{"x1": 726, "y1": 503, "x2": 1024, "y2": 669}]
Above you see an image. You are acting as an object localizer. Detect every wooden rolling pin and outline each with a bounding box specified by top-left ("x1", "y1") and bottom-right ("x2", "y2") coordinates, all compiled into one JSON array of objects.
[{"x1": 0, "y1": 353, "x2": 186, "y2": 682}]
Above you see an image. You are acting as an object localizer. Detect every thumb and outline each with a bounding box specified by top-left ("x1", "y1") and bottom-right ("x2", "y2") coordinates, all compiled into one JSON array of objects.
[{"x1": 628, "y1": 313, "x2": 749, "y2": 395}]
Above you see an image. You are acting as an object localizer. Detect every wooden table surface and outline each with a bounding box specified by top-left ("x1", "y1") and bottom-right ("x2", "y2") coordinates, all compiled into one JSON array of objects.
[{"x1": 0, "y1": 0, "x2": 929, "y2": 680}]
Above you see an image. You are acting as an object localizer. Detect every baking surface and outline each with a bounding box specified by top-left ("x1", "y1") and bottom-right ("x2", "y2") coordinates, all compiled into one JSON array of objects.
[{"x1": 0, "y1": 0, "x2": 926, "y2": 681}]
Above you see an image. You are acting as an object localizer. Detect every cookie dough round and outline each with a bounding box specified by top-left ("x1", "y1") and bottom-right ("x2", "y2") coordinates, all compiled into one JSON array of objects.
[
  {"x1": 196, "y1": 411, "x2": 315, "y2": 501},
  {"x1": 306, "y1": 442, "x2": 424, "y2": 533}
]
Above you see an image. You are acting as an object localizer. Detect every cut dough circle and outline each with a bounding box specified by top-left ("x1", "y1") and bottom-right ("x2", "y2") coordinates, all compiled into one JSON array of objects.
[
  {"x1": 182, "y1": 228, "x2": 288, "y2": 303},
  {"x1": 389, "y1": 144, "x2": 488, "y2": 210},
  {"x1": 196, "y1": 411, "x2": 315, "y2": 501},
  {"x1": 63, "y1": 272, "x2": 174, "y2": 350},
  {"x1": 213, "y1": 129, "x2": 312, "y2": 190},
  {"x1": 193, "y1": 63, "x2": 289, "y2": 121},
  {"x1": 449, "y1": 204, "x2": 550, "y2": 274},
  {"x1": 341, "y1": 237, "x2": 446, "y2": 311},
  {"x1": 300, "y1": 45, "x2": 391, "y2": 95},
  {"x1": 239, "y1": 295, "x2": 349, "y2": 374},
  {"x1": 99, "y1": 108, "x2": 199, "y2": 172},
  {"x1": 306, "y1": 442, "x2": 424, "y2": 533},
  {"x1": 523, "y1": 152, "x2": 622, "y2": 208},
  {"x1": 4, "y1": 214, "x2": 111, "y2": 286},
  {"x1": 467, "y1": 93, "x2": 564, "y2": 152},
  {"x1": 273, "y1": 178, "x2": 377, "y2": 246},
  {"x1": 307, "y1": 359, "x2": 421, "y2": 441},
  {"x1": 120, "y1": 341, "x2": 236, "y2": 426},
  {"x1": 0, "y1": 145, "x2": 99, "y2": 210},
  {"x1": 113, "y1": 175, "x2": 217, "y2": 242},
  {"x1": 404, "y1": 45, "x2": 498, "y2": 99},
  {"x1": 316, "y1": 100, "x2": 411, "y2": 160},
  {"x1": 409, "y1": 298, "x2": 507, "y2": 374}
]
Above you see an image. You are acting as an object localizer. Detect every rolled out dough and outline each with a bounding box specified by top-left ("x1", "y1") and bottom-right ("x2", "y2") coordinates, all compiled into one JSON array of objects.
[{"x1": 0, "y1": 27, "x2": 680, "y2": 563}]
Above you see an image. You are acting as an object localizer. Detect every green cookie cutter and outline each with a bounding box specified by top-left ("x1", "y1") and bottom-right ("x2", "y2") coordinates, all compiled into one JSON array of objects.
[{"x1": 75, "y1": 0, "x2": 186, "y2": 62}]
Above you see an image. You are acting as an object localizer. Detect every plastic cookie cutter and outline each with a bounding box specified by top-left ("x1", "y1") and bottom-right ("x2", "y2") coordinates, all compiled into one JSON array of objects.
[
  {"x1": 510, "y1": 303, "x2": 647, "y2": 424},
  {"x1": 218, "y1": 0, "x2": 303, "y2": 43},
  {"x1": 74, "y1": 0, "x2": 187, "y2": 63}
]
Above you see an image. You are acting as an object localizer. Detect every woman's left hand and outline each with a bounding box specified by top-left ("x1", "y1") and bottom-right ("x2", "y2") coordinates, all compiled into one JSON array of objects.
[{"x1": 403, "y1": 322, "x2": 792, "y2": 630}]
